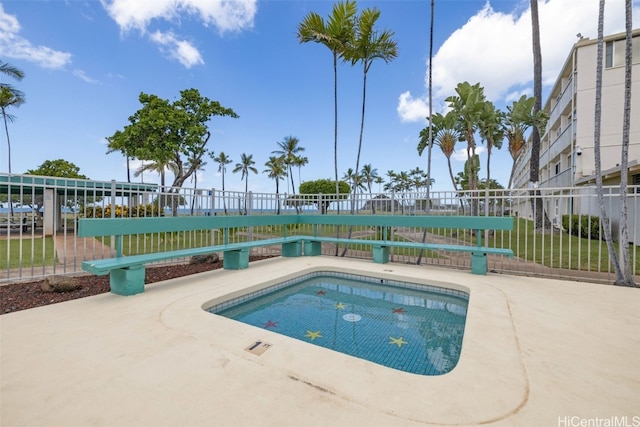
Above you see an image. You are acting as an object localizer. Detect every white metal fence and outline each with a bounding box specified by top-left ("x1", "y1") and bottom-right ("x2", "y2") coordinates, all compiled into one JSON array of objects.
[{"x1": 1, "y1": 173, "x2": 638, "y2": 284}]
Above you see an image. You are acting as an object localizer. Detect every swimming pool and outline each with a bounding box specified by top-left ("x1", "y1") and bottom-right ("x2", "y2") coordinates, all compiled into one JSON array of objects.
[{"x1": 207, "y1": 271, "x2": 469, "y2": 375}]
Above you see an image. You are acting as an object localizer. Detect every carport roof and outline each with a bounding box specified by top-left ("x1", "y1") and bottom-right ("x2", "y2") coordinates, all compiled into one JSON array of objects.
[{"x1": 0, "y1": 174, "x2": 158, "y2": 196}]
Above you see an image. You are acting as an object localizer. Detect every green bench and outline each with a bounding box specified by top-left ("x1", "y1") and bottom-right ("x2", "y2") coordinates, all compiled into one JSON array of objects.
[
  {"x1": 78, "y1": 214, "x2": 514, "y2": 296},
  {"x1": 78, "y1": 215, "x2": 303, "y2": 296},
  {"x1": 297, "y1": 215, "x2": 514, "y2": 274}
]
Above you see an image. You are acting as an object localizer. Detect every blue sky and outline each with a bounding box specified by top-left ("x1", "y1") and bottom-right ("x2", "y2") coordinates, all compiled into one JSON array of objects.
[{"x1": 0, "y1": 0, "x2": 638, "y2": 193}]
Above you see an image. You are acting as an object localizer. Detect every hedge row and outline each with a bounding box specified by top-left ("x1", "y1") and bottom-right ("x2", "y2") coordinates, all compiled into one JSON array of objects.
[
  {"x1": 82, "y1": 204, "x2": 163, "y2": 218},
  {"x1": 561, "y1": 215, "x2": 600, "y2": 239}
]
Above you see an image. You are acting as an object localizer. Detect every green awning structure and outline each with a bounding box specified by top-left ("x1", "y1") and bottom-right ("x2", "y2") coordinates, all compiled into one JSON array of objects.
[{"x1": 0, "y1": 174, "x2": 158, "y2": 197}]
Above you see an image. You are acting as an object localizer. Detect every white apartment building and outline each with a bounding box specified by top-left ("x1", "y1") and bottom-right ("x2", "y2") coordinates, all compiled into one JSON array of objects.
[{"x1": 511, "y1": 29, "x2": 639, "y2": 243}]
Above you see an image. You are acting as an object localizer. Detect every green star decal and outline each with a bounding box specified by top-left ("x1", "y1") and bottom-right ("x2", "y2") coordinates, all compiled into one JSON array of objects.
[
  {"x1": 335, "y1": 303, "x2": 345, "y2": 309},
  {"x1": 388, "y1": 336, "x2": 408, "y2": 348},
  {"x1": 304, "y1": 330, "x2": 322, "y2": 341}
]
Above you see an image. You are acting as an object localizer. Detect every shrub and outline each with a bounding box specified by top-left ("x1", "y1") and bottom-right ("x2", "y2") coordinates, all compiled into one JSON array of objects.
[
  {"x1": 561, "y1": 215, "x2": 600, "y2": 240},
  {"x1": 82, "y1": 204, "x2": 163, "y2": 218}
]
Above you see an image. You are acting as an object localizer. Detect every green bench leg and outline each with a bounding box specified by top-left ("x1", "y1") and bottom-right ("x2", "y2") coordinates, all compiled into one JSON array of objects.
[
  {"x1": 223, "y1": 248, "x2": 249, "y2": 270},
  {"x1": 303, "y1": 241, "x2": 322, "y2": 256},
  {"x1": 282, "y1": 241, "x2": 302, "y2": 257},
  {"x1": 373, "y1": 245, "x2": 389, "y2": 264},
  {"x1": 110, "y1": 265, "x2": 145, "y2": 296},
  {"x1": 471, "y1": 252, "x2": 487, "y2": 275}
]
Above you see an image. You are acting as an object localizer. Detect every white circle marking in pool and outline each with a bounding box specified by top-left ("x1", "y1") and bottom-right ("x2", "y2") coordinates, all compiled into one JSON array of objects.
[{"x1": 343, "y1": 313, "x2": 362, "y2": 322}]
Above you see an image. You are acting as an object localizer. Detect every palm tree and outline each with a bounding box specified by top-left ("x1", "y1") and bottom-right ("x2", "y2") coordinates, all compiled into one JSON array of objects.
[
  {"x1": 272, "y1": 136, "x2": 305, "y2": 194},
  {"x1": 445, "y1": 82, "x2": 486, "y2": 215},
  {"x1": 618, "y1": 0, "x2": 635, "y2": 286},
  {"x1": 298, "y1": 1, "x2": 357, "y2": 201},
  {"x1": 343, "y1": 7, "x2": 397, "y2": 204},
  {"x1": 0, "y1": 87, "x2": 24, "y2": 176},
  {"x1": 529, "y1": 0, "x2": 550, "y2": 231},
  {"x1": 425, "y1": 0, "x2": 435, "y2": 215},
  {"x1": 0, "y1": 61, "x2": 25, "y2": 99},
  {"x1": 504, "y1": 95, "x2": 548, "y2": 189},
  {"x1": 0, "y1": 62, "x2": 25, "y2": 175},
  {"x1": 360, "y1": 163, "x2": 378, "y2": 213},
  {"x1": 293, "y1": 155, "x2": 308, "y2": 188},
  {"x1": 374, "y1": 175, "x2": 384, "y2": 193},
  {"x1": 233, "y1": 153, "x2": 257, "y2": 214},
  {"x1": 134, "y1": 159, "x2": 179, "y2": 212},
  {"x1": 186, "y1": 156, "x2": 206, "y2": 214},
  {"x1": 593, "y1": 0, "x2": 635, "y2": 287},
  {"x1": 212, "y1": 151, "x2": 233, "y2": 214},
  {"x1": 263, "y1": 156, "x2": 287, "y2": 214},
  {"x1": 420, "y1": 112, "x2": 460, "y2": 193},
  {"x1": 478, "y1": 101, "x2": 504, "y2": 218}
]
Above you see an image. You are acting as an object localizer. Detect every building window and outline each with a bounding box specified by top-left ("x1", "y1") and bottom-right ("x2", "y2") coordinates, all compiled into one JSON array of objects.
[
  {"x1": 555, "y1": 162, "x2": 561, "y2": 175},
  {"x1": 633, "y1": 173, "x2": 640, "y2": 193},
  {"x1": 605, "y1": 35, "x2": 640, "y2": 68}
]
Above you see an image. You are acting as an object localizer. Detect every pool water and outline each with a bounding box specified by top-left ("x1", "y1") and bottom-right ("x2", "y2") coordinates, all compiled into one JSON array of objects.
[{"x1": 208, "y1": 271, "x2": 468, "y2": 375}]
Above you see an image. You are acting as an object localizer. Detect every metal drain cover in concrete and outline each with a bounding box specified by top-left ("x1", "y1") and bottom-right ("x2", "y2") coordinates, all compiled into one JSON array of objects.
[{"x1": 245, "y1": 341, "x2": 272, "y2": 356}]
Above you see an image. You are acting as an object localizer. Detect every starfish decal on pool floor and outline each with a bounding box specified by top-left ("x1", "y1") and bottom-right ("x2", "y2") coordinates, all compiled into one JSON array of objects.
[
  {"x1": 264, "y1": 320, "x2": 278, "y2": 328},
  {"x1": 315, "y1": 290, "x2": 326, "y2": 296},
  {"x1": 304, "y1": 330, "x2": 322, "y2": 340},
  {"x1": 335, "y1": 303, "x2": 345, "y2": 309},
  {"x1": 389, "y1": 336, "x2": 408, "y2": 347},
  {"x1": 392, "y1": 307, "x2": 405, "y2": 314}
]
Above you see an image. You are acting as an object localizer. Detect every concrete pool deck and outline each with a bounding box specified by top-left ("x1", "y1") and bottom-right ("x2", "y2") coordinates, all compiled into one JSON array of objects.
[{"x1": 1, "y1": 257, "x2": 639, "y2": 426}]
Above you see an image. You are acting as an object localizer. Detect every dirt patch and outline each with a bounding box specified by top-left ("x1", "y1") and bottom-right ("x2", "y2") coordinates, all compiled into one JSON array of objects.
[{"x1": 0, "y1": 255, "x2": 275, "y2": 315}]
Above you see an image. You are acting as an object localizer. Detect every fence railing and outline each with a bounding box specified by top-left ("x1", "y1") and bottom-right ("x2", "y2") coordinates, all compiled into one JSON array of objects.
[{"x1": 1, "y1": 173, "x2": 638, "y2": 284}]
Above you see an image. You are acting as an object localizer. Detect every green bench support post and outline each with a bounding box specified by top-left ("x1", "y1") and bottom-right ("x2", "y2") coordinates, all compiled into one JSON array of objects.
[
  {"x1": 303, "y1": 240, "x2": 322, "y2": 256},
  {"x1": 372, "y1": 245, "x2": 389, "y2": 264},
  {"x1": 223, "y1": 248, "x2": 250, "y2": 270},
  {"x1": 471, "y1": 252, "x2": 488, "y2": 275},
  {"x1": 281, "y1": 241, "x2": 302, "y2": 257},
  {"x1": 110, "y1": 265, "x2": 145, "y2": 296}
]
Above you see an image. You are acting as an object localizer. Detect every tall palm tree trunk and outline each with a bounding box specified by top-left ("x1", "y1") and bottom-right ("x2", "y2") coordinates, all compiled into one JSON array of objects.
[
  {"x1": 618, "y1": 0, "x2": 635, "y2": 286},
  {"x1": 594, "y1": 0, "x2": 624, "y2": 284},
  {"x1": 418, "y1": 0, "x2": 435, "y2": 265},
  {"x1": 529, "y1": 0, "x2": 552, "y2": 231},
  {"x1": 3, "y1": 111, "x2": 11, "y2": 175},
  {"x1": 333, "y1": 52, "x2": 340, "y2": 255}
]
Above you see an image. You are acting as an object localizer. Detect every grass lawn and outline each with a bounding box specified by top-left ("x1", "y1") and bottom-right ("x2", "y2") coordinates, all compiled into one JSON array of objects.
[{"x1": 0, "y1": 237, "x2": 56, "y2": 270}]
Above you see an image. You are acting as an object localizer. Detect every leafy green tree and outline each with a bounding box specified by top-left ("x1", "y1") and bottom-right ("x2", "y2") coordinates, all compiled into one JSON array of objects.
[
  {"x1": 106, "y1": 88, "x2": 238, "y2": 191},
  {"x1": 299, "y1": 178, "x2": 350, "y2": 214},
  {"x1": 233, "y1": 153, "x2": 257, "y2": 214},
  {"x1": 343, "y1": 6, "x2": 397, "y2": 202},
  {"x1": 26, "y1": 159, "x2": 88, "y2": 179},
  {"x1": 298, "y1": 1, "x2": 357, "y2": 199},
  {"x1": 0, "y1": 62, "x2": 25, "y2": 175},
  {"x1": 374, "y1": 175, "x2": 384, "y2": 192},
  {"x1": 25, "y1": 159, "x2": 90, "y2": 215},
  {"x1": 263, "y1": 156, "x2": 287, "y2": 214},
  {"x1": 211, "y1": 151, "x2": 233, "y2": 214},
  {"x1": 272, "y1": 136, "x2": 305, "y2": 194}
]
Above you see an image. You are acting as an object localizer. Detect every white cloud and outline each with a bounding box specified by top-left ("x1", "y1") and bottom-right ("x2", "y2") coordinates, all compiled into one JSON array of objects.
[
  {"x1": 452, "y1": 146, "x2": 486, "y2": 162},
  {"x1": 101, "y1": 0, "x2": 256, "y2": 68},
  {"x1": 0, "y1": 4, "x2": 71, "y2": 69},
  {"x1": 149, "y1": 31, "x2": 204, "y2": 68},
  {"x1": 100, "y1": 0, "x2": 257, "y2": 34},
  {"x1": 73, "y1": 69, "x2": 101, "y2": 84},
  {"x1": 397, "y1": 91, "x2": 429, "y2": 123},
  {"x1": 398, "y1": 0, "x2": 640, "y2": 122}
]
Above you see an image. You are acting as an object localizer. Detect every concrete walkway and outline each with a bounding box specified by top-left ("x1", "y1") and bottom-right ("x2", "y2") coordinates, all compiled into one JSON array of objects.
[{"x1": 1, "y1": 257, "x2": 639, "y2": 426}]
